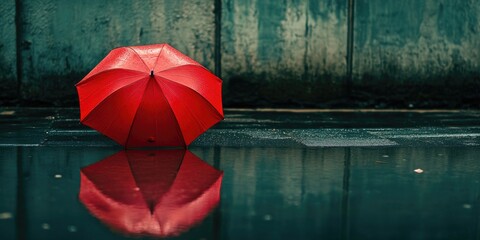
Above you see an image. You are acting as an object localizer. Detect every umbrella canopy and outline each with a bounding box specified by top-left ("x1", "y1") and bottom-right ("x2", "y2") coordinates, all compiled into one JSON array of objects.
[
  {"x1": 76, "y1": 44, "x2": 223, "y2": 148},
  {"x1": 79, "y1": 150, "x2": 223, "y2": 238}
]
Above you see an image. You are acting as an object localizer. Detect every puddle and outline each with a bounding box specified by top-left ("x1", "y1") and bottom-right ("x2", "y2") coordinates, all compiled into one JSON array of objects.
[{"x1": 0, "y1": 146, "x2": 479, "y2": 240}]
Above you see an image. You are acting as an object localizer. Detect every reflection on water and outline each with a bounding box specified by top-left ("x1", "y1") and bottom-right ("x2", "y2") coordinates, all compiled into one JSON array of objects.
[
  {"x1": 79, "y1": 150, "x2": 223, "y2": 238},
  {"x1": 0, "y1": 146, "x2": 479, "y2": 240}
]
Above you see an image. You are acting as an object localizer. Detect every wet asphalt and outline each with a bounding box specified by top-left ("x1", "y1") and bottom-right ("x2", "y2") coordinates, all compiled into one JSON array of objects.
[{"x1": 1, "y1": 108, "x2": 480, "y2": 148}]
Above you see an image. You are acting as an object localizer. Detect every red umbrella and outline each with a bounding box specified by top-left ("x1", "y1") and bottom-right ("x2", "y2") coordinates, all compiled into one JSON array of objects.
[
  {"x1": 79, "y1": 150, "x2": 223, "y2": 238},
  {"x1": 76, "y1": 44, "x2": 223, "y2": 148}
]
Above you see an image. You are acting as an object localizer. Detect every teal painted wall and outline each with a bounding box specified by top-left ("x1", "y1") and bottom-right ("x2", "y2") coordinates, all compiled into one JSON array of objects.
[
  {"x1": 0, "y1": 0, "x2": 17, "y2": 100},
  {"x1": 222, "y1": 0, "x2": 347, "y2": 106},
  {"x1": 353, "y1": 0, "x2": 480, "y2": 107},
  {"x1": 0, "y1": 0, "x2": 479, "y2": 107},
  {"x1": 7, "y1": 0, "x2": 216, "y2": 105}
]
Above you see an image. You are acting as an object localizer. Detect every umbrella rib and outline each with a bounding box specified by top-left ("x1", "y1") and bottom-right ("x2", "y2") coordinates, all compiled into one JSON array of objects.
[
  {"x1": 81, "y1": 77, "x2": 149, "y2": 123},
  {"x1": 124, "y1": 79, "x2": 152, "y2": 147},
  {"x1": 126, "y1": 47, "x2": 151, "y2": 72},
  {"x1": 160, "y1": 77, "x2": 223, "y2": 119},
  {"x1": 156, "y1": 65, "x2": 220, "y2": 83},
  {"x1": 78, "y1": 70, "x2": 146, "y2": 111},
  {"x1": 152, "y1": 44, "x2": 166, "y2": 72},
  {"x1": 158, "y1": 80, "x2": 218, "y2": 145},
  {"x1": 155, "y1": 81, "x2": 187, "y2": 147},
  {"x1": 76, "y1": 68, "x2": 147, "y2": 87},
  {"x1": 91, "y1": 82, "x2": 149, "y2": 146},
  {"x1": 181, "y1": 95, "x2": 212, "y2": 139}
]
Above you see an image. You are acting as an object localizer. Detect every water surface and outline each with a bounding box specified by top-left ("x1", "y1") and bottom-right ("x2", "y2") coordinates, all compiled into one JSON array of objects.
[{"x1": 0, "y1": 146, "x2": 479, "y2": 240}]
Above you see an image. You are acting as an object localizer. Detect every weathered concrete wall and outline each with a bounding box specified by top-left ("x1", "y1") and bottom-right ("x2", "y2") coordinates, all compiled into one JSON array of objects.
[
  {"x1": 353, "y1": 0, "x2": 480, "y2": 107},
  {"x1": 0, "y1": 0, "x2": 17, "y2": 100},
  {"x1": 222, "y1": 0, "x2": 347, "y2": 106},
  {"x1": 16, "y1": 0, "x2": 215, "y2": 104},
  {"x1": 1, "y1": 0, "x2": 480, "y2": 107}
]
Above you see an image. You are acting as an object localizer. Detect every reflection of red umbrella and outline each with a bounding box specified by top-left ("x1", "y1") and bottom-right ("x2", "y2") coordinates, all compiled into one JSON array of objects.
[
  {"x1": 79, "y1": 150, "x2": 223, "y2": 238},
  {"x1": 76, "y1": 44, "x2": 223, "y2": 148}
]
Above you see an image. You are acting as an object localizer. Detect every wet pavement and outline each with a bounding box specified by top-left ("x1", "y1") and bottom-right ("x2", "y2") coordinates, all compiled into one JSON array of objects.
[
  {"x1": 1, "y1": 108, "x2": 480, "y2": 239},
  {"x1": 2, "y1": 108, "x2": 480, "y2": 147}
]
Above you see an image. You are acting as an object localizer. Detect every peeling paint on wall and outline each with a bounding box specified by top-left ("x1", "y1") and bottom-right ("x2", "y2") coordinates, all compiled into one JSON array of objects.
[
  {"x1": 0, "y1": 0, "x2": 479, "y2": 107},
  {"x1": 17, "y1": 0, "x2": 215, "y2": 104},
  {"x1": 222, "y1": 0, "x2": 347, "y2": 106},
  {"x1": 353, "y1": 0, "x2": 480, "y2": 106}
]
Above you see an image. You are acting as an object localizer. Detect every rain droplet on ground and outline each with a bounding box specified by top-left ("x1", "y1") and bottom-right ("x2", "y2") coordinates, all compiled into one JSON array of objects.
[
  {"x1": 414, "y1": 169, "x2": 424, "y2": 174},
  {"x1": 0, "y1": 212, "x2": 13, "y2": 219},
  {"x1": 68, "y1": 225, "x2": 77, "y2": 232},
  {"x1": 42, "y1": 223, "x2": 50, "y2": 230}
]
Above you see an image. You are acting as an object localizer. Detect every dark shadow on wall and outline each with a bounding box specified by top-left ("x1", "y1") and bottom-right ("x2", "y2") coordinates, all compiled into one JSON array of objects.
[
  {"x1": 224, "y1": 73, "x2": 480, "y2": 109},
  {"x1": 1, "y1": 0, "x2": 480, "y2": 109}
]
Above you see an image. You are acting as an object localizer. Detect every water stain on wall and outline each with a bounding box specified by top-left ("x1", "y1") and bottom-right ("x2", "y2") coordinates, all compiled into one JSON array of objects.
[
  {"x1": 222, "y1": 0, "x2": 347, "y2": 107},
  {"x1": 0, "y1": 0, "x2": 479, "y2": 107}
]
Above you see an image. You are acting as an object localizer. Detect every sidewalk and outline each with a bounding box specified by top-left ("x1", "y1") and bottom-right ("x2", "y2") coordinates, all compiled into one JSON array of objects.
[{"x1": 2, "y1": 108, "x2": 480, "y2": 148}]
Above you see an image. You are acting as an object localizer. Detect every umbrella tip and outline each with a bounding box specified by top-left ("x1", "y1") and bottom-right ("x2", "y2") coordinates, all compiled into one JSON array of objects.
[{"x1": 150, "y1": 70, "x2": 154, "y2": 77}]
